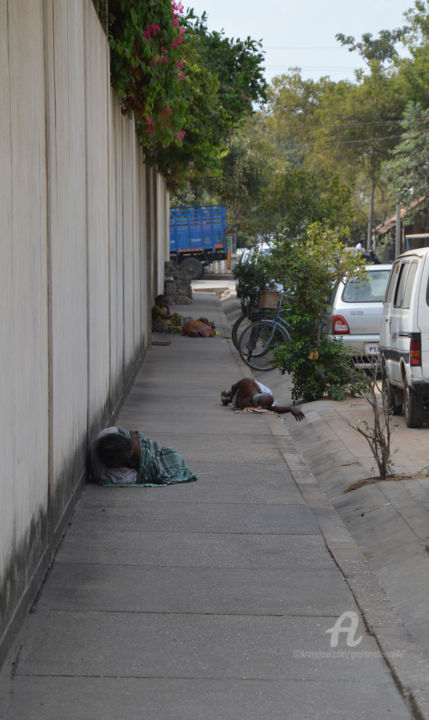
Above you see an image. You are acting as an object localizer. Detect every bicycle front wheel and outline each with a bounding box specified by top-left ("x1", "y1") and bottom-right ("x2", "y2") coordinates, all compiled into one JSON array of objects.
[{"x1": 238, "y1": 320, "x2": 291, "y2": 371}]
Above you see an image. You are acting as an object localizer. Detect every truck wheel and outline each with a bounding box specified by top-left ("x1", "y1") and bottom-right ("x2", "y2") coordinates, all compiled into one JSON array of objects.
[
  {"x1": 382, "y1": 372, "x2": 402, "y2": 415},
  {"x1": 180, "y1": 257, "x2": 204, "y2": 280},
  {"x1": 404, "y1": 385, "x2": 424, "y2": 428}
]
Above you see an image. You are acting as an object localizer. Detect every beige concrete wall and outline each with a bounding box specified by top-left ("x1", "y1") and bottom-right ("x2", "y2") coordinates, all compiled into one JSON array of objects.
[
  {"x1": 0, "y1": 0, "x2": 49, "y2": 646},
  {"x1": 0, "y1": 0, "x2": 168, "y2": 661}
]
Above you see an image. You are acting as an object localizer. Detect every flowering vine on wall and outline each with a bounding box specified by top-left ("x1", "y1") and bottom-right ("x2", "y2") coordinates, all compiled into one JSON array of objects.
[{"x1": 107, "y1": 0, "x2": 187, "y2": 155}]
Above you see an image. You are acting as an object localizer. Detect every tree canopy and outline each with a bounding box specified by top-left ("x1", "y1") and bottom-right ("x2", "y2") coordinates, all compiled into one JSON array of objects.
[
  {"x1": 103, "y1": 1, "x2": 267, "y2": 190},
  {"x1": 104, "y1": 1, "x2": 429, "y2": 240}
]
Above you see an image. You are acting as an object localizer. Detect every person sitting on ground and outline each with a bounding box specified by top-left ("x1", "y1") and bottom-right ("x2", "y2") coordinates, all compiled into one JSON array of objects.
[
  {"x1": 89, "y1": 426, "x2": 197, "y2": 486},
  {"x1": 152, "y1": 294, "x2": 184, "y2": 333},
  {"x1": 221, "y1": 377, "x2": 305, "y2": 421}
]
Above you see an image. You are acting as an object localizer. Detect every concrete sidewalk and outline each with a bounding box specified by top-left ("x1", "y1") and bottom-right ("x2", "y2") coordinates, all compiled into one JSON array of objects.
[{"x1": 0, "y1": 292, "x2": 426, "y2": 719}]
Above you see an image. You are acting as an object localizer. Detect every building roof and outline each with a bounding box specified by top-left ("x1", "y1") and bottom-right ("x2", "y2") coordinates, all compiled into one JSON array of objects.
[{"x1": 375, "y1": 197, "x2": 426, "y2": 236}]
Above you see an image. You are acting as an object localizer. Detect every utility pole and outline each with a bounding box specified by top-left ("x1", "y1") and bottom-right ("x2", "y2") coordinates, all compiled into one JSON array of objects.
[
  {"x1": 395, "y1": 192, "x2": 401, "y2": 259},
  {"x1": 367, "y1": 178, "x2": 375, "y2": 250}
]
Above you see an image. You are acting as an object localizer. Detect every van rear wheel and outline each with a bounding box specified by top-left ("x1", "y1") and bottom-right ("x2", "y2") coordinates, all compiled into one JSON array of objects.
[{"x1": 404, "y1": 385, "x2": 424, "y2": 428}]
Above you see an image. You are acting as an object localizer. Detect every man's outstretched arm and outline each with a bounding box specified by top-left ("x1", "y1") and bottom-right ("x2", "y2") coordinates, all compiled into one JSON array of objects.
[{"x1": 274, "y1": 405, "x2": 305, "y2": 421}]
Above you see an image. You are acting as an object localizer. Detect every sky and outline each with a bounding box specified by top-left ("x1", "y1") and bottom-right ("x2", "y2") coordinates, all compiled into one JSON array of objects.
[{"x1": 184, "y1": 0, "x2": 413, "y2": 84}]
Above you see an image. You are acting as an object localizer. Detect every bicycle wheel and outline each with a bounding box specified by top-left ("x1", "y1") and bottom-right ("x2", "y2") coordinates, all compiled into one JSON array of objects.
[
  {"x1": 232, "y1": 308, "x2": 267, "y2": 349},
  {"x1": 232, "y1": 314, "x2": 252, "y2": 349},
  {"x1": 239, "y1": 320, "x2": 291, "y2": 371}
]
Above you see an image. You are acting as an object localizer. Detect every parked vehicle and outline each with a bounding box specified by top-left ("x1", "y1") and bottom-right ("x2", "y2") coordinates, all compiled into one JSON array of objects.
[
  {"x1": 326, "y1": 264, "x2": 392, "y2": 369},
  {"x1": 379, "y1": 247, "x2": 429, "y2": 427},
  {"x1": 170, "y1": 205, "x2": 228, "y2": 280}
]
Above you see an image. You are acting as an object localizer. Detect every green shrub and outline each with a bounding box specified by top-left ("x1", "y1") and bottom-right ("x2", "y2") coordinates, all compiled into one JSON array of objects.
[
  {"x1": 275, "y1": 334, "x2": 365, "y2": 403},
  {"x1": 233, "y1": 254, "x2": 272, "y2": 299},
  {"x1": 265, "y1": 223, "x2": 367, "y2": 402}
]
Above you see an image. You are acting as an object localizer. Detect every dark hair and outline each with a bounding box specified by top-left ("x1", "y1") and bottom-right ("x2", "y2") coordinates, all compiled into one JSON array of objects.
[
  {"x1": 95, "y1": 433, "x2": 133, "y2": 468},
  {"x1": 155, "y1": 294, "x2": 166, "y2": 303}
]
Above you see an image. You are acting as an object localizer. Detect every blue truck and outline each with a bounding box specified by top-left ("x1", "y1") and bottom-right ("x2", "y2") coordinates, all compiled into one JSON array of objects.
[{"x1": 169, "y1": 205, "x2": 228, "y2": 279}]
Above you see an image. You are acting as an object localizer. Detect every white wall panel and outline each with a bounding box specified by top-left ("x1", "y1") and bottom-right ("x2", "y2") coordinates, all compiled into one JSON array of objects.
[{"x1": 44, "y1": 0, "x2": 88, "y2": 521}]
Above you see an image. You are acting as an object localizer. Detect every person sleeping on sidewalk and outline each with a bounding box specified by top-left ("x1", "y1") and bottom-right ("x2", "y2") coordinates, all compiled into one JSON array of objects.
[
  {"x1": 89, "y1": 427, "x2": 197, "y2": 487},
  {"x1": 152, "y1": 294, "x2": 216, "y2": 337},
  {"x1": 221, "y1": 377, "x2": 305, "y2": 421}
]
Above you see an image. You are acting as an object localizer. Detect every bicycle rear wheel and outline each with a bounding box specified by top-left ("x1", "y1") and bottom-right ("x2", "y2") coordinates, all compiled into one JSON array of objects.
[
  {"x1": 232, "y1": 314, "x2": 253, "y2": 349},
  {"x1": 239, "y1": 320, "x2": 291, "y2": 371},
  {"x1": 232, "y1": 307, "x2": 266, "y2": 349}
]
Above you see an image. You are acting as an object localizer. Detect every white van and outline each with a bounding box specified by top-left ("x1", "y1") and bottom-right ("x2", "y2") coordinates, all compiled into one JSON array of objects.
[{"x1": 379, "y1": 246, "x2": 429, "y2": 427}]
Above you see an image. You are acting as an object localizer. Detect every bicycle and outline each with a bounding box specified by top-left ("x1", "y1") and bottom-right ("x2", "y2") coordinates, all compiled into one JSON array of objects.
[{"x1": 238, "y1": 290, "x2": 292, "y2": 371}]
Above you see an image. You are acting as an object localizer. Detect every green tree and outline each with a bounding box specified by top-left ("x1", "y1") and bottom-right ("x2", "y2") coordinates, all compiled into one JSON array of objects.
[
  {"x1": 103, "y1": 2, "x2": 267, "y2": 191},
  {"x1": 386, "y1": 100, "x2": 429, "y2": 203},
  {"x1": 107, "y1": 0, "x2": 188, "y2": 152},
  {"x1": 158, "y1": 10, "x2": 267, "y2": 191},
  {"x1": 336, "y1": 29, "x2": 404, "y2": 65},
  {"x1": 256, "y1": 167, "x2": 351, "y2": 237},
  {"x1": 266, "y1": 224, "x2": 366, "y2": 402},
  {"x1": 312, "y1": 64, "x2": 406, "y2": 247},
  {"x1": 264, "y1": 71, "x2": 336, "y2": 168},
  {"x1": 395, "y1": 2, "x2": 429, "y2": 107}
]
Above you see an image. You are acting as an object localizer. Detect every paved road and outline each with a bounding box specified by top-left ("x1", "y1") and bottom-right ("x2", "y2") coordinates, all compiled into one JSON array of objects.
[{"x1": 0, "y1": 291, "x2": 426, "y2": 719}]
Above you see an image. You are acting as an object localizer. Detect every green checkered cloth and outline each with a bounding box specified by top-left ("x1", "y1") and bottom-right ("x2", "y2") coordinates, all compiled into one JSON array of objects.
[{"x1": 98, "y1": 428, "x2": 197, "y2": 487}]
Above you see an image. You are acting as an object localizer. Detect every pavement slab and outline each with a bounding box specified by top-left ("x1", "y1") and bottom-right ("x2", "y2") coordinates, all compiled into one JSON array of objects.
[
  {"x1": 57, "y1": 531, "x2": 333, "y2": 569},
  {"x1": 66, "y1": 500, "x2": 319, "y2": 535},
  {"x1": 37, "y1": 563, "x2": 352, "y2": 616},
  {"x1": 12, "y1": 611, "x2": 390, "y2": 682},
  {"x1": 1, "y1": 677, "x2": 411, "y2": 720}
]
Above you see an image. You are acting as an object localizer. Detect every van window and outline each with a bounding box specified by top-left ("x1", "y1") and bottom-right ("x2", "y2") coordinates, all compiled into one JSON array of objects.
[
  {"x1": 402, "y1": 261, "x2": 418, "y2": 308},
  {"x1": 385, "y1": 263, "x2": 399, "y2": 303},
  {"x1": 393, "y1": 262, "x2": 410, "y2": 308}
]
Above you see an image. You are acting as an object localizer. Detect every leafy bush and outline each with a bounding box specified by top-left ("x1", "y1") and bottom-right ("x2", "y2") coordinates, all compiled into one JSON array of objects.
[
  {"x1": 102, "y1": 2, "x2": 266, "y2": 189},
  {"x1": 275, "y1": 333, "x2": 365, "y2": 402},
  {"x1": 233, "y1": 254, "x2": 272, "y2": 299},
  {"x1": 265, "y1": 223, "x2": 367, "y2": 402},
  {"x1": 107, "y1": 0, "x2": 187, "y2": 153}
]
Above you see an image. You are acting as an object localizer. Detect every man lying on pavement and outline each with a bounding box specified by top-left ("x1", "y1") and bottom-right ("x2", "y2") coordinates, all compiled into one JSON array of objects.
[
  {"x1": 89, "y1": 427, "x2": 197, "y2": 487},
  {"x1": 221, "y1": 377, "x2": 305, "y2": 421}
]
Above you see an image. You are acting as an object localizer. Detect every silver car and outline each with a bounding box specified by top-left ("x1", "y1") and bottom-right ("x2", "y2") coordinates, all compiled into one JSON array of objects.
[{"x1": 326, "y1": 264, "x2": 392, "y2": 369}]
